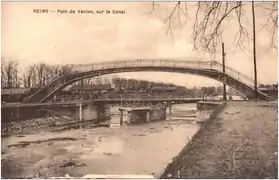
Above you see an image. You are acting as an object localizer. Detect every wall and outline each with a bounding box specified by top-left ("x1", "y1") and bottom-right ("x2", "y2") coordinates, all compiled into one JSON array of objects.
[
  {"x1": 1, "y1": 103, "x2": 111, "y2": 124},
  {"x1": 44, "y1": 103, "x2": 111, "y2": 122},
  {"x1": 1, "y1": 106, "x2": 49, "y2": 123}
]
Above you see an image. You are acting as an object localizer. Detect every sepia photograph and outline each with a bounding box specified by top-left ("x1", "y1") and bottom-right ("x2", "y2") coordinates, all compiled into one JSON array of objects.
[{"x1": 1, "y1": 1, "x2": 278, "y2": 179}]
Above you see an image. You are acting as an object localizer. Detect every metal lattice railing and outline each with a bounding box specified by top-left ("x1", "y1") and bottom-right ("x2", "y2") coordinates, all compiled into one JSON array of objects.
[
  {"x1": 24, "y1": 64, "x2": 76, "y2": 102},
  {"x1": 26, "y1": 59, "x2": 266, "y2": 102},
  {"x1": 66, "y1": 59, "x2": 257, "y2": 90}
]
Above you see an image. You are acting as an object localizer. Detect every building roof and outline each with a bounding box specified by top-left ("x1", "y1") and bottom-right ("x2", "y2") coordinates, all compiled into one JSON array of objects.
[{"x1": 259, "y1": 87, "x2": 278, "y2": 91}]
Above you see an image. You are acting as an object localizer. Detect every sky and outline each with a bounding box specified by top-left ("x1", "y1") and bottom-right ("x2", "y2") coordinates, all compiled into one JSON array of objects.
[{"x1": 1, "y1": 2, "x2": 278, "y2": 88}]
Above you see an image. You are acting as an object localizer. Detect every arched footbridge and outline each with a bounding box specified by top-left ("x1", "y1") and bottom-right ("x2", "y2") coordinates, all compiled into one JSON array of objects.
[{"x1": 24, "y1": 59, "x2": 268, "y2": 103}]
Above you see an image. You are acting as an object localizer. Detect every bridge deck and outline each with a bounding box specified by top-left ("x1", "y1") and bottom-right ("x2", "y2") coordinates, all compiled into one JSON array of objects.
[
  {"x1": 119, "y1": 107, "x2": 151, "y2": 111},
  {"x1": 1, "y1": 98, "x2": 202, "y2": 108},
  {"x1": 24, "y1": 59, "x2": 269, "y2": 103}
]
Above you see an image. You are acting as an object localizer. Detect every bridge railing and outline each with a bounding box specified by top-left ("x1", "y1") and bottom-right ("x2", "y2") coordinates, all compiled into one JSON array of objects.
[
  {"x1": 24, "y1": 64, "x2": 77, "y2": 102},
  {"x1": 212, "y1": 62, "x2": 256, "y2": 89},
  {"x1": 94, "y1": 97, "x2": 203, "y2": 101},
  {"x1": 68, "y1": 59, "x2": 258, "y2": 90},
  {"x1": 70, "y1": 60, "x2": 217, "y2": 72}
]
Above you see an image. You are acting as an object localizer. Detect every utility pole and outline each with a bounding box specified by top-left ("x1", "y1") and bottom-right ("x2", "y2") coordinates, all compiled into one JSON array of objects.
[
  {"x1": 252, "y1": 1, "x2": 258, "y2": 101},
  {"x1": 222, "y1": 42, "x2": 227, "y2": 100}
]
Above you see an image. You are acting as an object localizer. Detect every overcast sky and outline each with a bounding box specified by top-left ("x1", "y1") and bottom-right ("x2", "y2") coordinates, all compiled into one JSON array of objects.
[{"x1": 1, "y1": 2, "x2": 278, "y2": 87}]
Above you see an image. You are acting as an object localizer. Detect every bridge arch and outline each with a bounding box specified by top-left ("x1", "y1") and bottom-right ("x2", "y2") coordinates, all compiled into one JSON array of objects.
[{"x1": 24, "y1": 59, "x2": 268, "y2": 103}]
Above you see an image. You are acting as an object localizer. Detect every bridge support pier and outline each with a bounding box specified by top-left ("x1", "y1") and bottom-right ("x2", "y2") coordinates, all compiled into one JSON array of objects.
[
  {"x1": 79, "y1": 103, "x2": 83, "y2": 121},
  {"x1": 76, "y1": 103, "x2": 111, "y2": 123},
  {"x1": 119, "y1": 109, "x2": 124, "y2": 126},
  {"x1": 16, "y1": 106, "x2": 20, "y2": 121},
  {"x1": 146, "y1": 111, "x2": 150, "y2": 123},
  {"x1": 169, "y1": 105, "x2": 172, "y2": 117},
  {"x1": 118, "y1": 106, "x2": 167, "y2": 124}
]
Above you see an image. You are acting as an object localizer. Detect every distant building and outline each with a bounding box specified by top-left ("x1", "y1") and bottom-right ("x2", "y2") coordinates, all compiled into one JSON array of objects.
[
  {"x1": 67, "y1": 84, "x2": 114, "y2": 93},
  {"x1": 1, "y1": 88, "x2": 31, "y2": 95},
  {"x1": 1, "y1": 88, "x2": 37, "y2": 102},
  {"x1": 150, "y1": 86, "x2": 186, "y2": 93},
  {"x1": 53, "y1": 84, "x2": 115, "y2": 101},
  {"x1": 258, "y1": 86, "x2": 278, "y2": 91}
]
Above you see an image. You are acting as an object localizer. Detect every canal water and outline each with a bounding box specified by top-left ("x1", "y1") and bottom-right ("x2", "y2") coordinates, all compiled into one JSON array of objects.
[{"x1": 2, "y1": 103, "x2": 201, "y2": 178}]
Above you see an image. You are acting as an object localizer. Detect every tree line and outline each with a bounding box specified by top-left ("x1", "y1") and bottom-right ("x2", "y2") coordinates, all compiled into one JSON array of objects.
[
  {"x1": 111, "y1": 77, "x2": 183, "y2": 91},
  {"x1": 1, "y1": 58, "x2": 72, "y2": 89},
  {"x1": 1, "y1": 58, "x2": 186, "y2": 91}
]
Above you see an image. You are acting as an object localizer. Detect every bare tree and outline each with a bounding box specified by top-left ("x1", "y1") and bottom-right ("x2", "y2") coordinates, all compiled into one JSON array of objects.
[
  {"x1": 31, "y1": 64, "x2": 67, "y2": 87},
  {"x1": 95, "y1": 76, "x2": 103, "y2": 84},
  {"x1": 104, "y1": 75, "x2": 114, "y2": 85},
  {"x1": 21, "y1": 73, "x2": 30, "y2": 88},
  {"x1": 48, "y1": 65, "x2": 61, "y2": 81},
  {"x1": 29, "y1": 65, "x2": 37, "y2": 87},
  {"x1": 20, "y1": 64, "x2": 36, "y2": 88},
  {"x1": 21, "y1": 63, "x2": 52, "y2": 88},
  {"x1": 43, "y1": 65, "x2": 64, "y2": 85},
  {"x1": 60, "y1": 65, "x2": 73, "y2": 76},
  {"x1": 1, "y1": 58, "x2": 20, "y2": 88},
  {"x1": 152, "y1": 2, "x2": 277, "y2": 53},
  {"x1": 102, "y1": 76, "x2": 112, "y2": 84},
  {"x1": 152, "y1": 2, "x2": 277, "y2": 99},
  {"x1": 257, "y1": 2, "x2": 278, "y2": 49},
  {"x1": 35, "y1": 63, "x2": 47, "y2": 87},
  {"x1": 1, "y1": 58, "x2": 6, "y2": 88}
]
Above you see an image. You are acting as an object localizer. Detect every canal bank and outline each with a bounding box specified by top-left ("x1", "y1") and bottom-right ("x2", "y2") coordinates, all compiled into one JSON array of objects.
[{"x1": 160, "y1": 101, "x2": 278, "y2": 179}]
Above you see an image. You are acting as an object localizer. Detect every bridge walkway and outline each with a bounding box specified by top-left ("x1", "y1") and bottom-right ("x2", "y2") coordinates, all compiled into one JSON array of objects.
[{"x1": 24, "y1": 60, "x2": 268, "y2": 103}]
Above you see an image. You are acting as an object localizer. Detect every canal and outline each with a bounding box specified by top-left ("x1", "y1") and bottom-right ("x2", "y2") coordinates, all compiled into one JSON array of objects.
[{"x1": 2, "y1": 103, "x2": 201, "y2": 178}]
